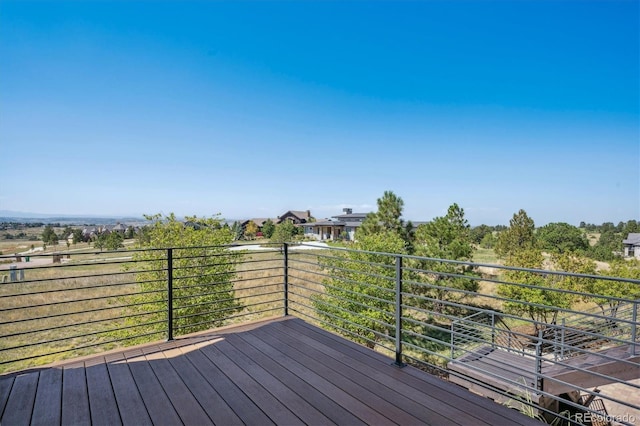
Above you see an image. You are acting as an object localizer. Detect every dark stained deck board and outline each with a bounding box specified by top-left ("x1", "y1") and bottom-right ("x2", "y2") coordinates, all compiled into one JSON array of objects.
[
  {"x1": 255, "y1": 321, "x2": 448, "y2": 425},
  {"x1": 279, "y1": 320, "x2": 493, "y2": 423},
  {"x1": 198, "y1": 341, "x2": 304, "y2": 425},
  {"x1": 287, "y1": 318, "x2": 540, "y2": 426},
  {"x1": 0, "y1": 374, "x2": 14, "y2": 420},
  {"x1": 31, "y1": 367, "x2": 62, "y2": 426},
  {"x1": 162, "y1": 346, "x2": 244, "y2": 426},
  {"x1": 62, "y1": 364, "x2": 91, "y2": 426},
  {"x1": 212, "y1": 338, "x2": 337, "y2": 425},
  {"x1": 0, "y1": 316, "x2": 542, "y2": 426},
  {"x1": 229, "y1": 332, "x2": 368, "y2": 426},
  {"x1": 104, "y1": 352, "x2": 153, "y2": 426},
  {"x1": 2, "y1": 372, "x2": 38, "y2": 426},
  {"x1": 123, "y1": 349, "x2": 184, "y2": 426},
  {"x1": 177, "y1": 344, "x2": 276, "y2": 426},
  {"x1": 140, "y1": 346, "x2": 213, "y2": 425},
  {"x1": 85, "y1": 360, "x2": 123, "y2": 426}
]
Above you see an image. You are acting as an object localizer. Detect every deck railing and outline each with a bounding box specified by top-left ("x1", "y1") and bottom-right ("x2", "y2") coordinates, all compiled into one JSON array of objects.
[{"x1": 1, "y1": 243, "x2": 639, "y2": 425}]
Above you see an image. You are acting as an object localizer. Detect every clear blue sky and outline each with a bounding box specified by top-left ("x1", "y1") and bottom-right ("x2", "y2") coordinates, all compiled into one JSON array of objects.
[{"x1": 1, "y1": 1, "x2": 638, "y2": 226}]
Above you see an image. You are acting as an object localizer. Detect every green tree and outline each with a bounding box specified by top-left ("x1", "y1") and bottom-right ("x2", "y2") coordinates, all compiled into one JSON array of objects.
[
  {"x1": 587, "y1": 230, "x2": 621, "y2": 261},
  {"x1": 480, "y1": 232, "x2": 496, "y2": 249},
  {"x1": 41, "y1": 225, "x2": 57, "y2": 245},
  {"x1": 72, "y1": 229, "x2": 84, "y2": 244},
  {"x1": 94, "y1": 233, "x2": 107, "y2": 251},
  {"x1": 61, "y1": 226, "x2": 73, "y2": 240},
  {"x1": 357, "y1": 190, "x2": 414, "y2": 252},
  {"x1": 497, "y1": 249, "x2": 573, "y2": 332},
  {"x1": 495, "y1": 209, "x2": 536, "y2": 259},
  {"x1": 588, "y1": 260, "x2": 640, "y2": 319},
  {"x1": 536, "y1": 222, "x2": 589, "y2": 254},
  {"x1": 262, "y1": 219, "x2": 276, "y2": 239},
  {"x1": 313, "y1": 231, "x2": 405, "y2": 348},
  {"x1": 470, "y1": 224, "x2": 492, "y2": 245},
  {"x1": 105, "y1": 232, "x2": 124, "y2": 250},
  {"x1": 126, "y1": 214, "x2": 242, "y2": 339},
  {"x1": 413, "y1": 203, "x2": 478, "y2": 313},
  {"x1": 271, "y1": 220, "x2": 297, "y2": 244},
  {"x1": 125, "y1": 226, "x2": 135, "y2": 239}
]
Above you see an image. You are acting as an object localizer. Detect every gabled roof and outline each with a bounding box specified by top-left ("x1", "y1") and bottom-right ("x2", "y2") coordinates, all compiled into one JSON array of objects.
[{"x1": 623, "y1": 233, "x2": 640, "y2": 245}]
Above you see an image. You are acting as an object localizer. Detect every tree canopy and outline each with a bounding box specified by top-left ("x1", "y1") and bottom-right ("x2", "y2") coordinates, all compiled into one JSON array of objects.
[
  {"x1": 536, "y1": 222, "x2": 589, "y2": 254},
  {"x1": 125, "y1": 213, "x2": 242, "y2": 340},
  {"x1": 495, "y1": 209, "x2": 536, "y2": 259},
  {"x1": 357, "y1": 190, "x2": 414, "y2": 252}
]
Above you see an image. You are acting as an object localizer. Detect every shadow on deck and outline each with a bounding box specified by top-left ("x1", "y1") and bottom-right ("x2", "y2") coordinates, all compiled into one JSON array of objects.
[{"x1": 0, "y1": 317, "x2": 540, "y2": 426}]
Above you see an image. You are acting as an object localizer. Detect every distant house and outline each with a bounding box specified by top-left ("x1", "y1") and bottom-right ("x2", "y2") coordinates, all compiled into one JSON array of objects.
[
  {"x1": 240, "y1": 218, "x2": 273, "y2": 237},
  {"x1": 277, "y1": 210, "x2": 313, "y2": 225},
  {"x1": 302, "y1": 208, "x2": 369, "y2": 241},
  {"x1": 623, "y1": 233, "x2": 640, "y2": 259}
]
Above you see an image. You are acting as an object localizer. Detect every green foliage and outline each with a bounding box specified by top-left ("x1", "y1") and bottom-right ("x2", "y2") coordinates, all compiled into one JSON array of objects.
[
  {"x1": 124, "y1": 213, "x2": 242, "y2": 340},
  {"x1": 470, "y1": 224, "x2": 492, "y2": 244},
  {"x1": 480, "y1": 232, "x2": 496, "y2": 249},
  {"x1": 262, "y1": 219, "x2": 275, "y2": 239},
  {"x1": 357, "y1": 190, "x2": 414, "y2": 252},
  {"x1": 495, "y1": 209, "x2": 536, "y2": 259},
  {"x1": 589, "y1": 259, "x2": 640, "y2": 318},
  {"x1": 41, "y1": 225, "x2": 58, "y2": 245},
  {"x1": 313, "y1": 231, "x2": 406, "y2": 348},
  {"x1": 72, "y1": 229, "x2": 84, "y2": 244},
  {"x1": 270, "y1": 220, "x2": 298, "y2": 243},
  {"x1": 536, "y1": 222, "x2": 589, "y2": 254},
  {"x1": 105, "y1": 232, "x2": 124, "y2": 251},
  {"x1": 497, "y1": 249, "x2": 573, "y2": 331},
  {"x1": 125, "y1": 226, "x2": 135, "y2": 239},
  {"x1": 413, "y1": 203, "x2": 479, "y2": 312},
  {"x1": 587, "y1": 230, "x2": 621, "y2": 261}
]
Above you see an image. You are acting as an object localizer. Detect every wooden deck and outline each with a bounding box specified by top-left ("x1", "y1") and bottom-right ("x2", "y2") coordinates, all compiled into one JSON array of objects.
[{"x1": 0, "y1": 317, "x2": 540, "y2": 425}]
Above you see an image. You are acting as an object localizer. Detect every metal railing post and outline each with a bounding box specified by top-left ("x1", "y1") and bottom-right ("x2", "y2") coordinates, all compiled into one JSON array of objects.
[
  {"x1": 283, "y1": 243, "x2": 289, "y2": 316},
  {"x1": 394, "y1": 255, "x2": 405, "y2": 367},
  {"x1": 167, "y1": 248, "x2": 174, "y2": 341},
  {"x1": 491, "y1": 312, "x2": 496, "y2": 349},
  {"x1": 631, "y1": 301, "x2": 638, "y2": 356},
  {"x1": 450, "y1": 321, "x2": 456, "y2": 359},
  {"x1": 535, "y1": 328, "x2": 543, "y2": 391},
  {"x1": 560, "y1": 318, "x2": 566, "y2": 361}
]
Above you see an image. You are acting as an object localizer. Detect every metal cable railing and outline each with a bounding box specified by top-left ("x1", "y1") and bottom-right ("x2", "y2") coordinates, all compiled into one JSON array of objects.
[{"x1": 1, "y1": 242, "x2": 638, "y2": 425}]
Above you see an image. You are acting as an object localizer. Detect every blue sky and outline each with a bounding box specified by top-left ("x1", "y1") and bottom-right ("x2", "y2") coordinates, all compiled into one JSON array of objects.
[{"x1": 1, "y1": 1, "x2": 638, "y2": 226}]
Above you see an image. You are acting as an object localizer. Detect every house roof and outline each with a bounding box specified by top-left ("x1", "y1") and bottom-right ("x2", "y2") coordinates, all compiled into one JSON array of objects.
[
  {"x1": 623, "y1": 233, "x2": 640, "y2": 245},
  {"x1": 242, "y1": 218, "x2": 273, "y2": 227},
  {"x1": 332, "y1": 213, "x2": 369, "y2": 220}
]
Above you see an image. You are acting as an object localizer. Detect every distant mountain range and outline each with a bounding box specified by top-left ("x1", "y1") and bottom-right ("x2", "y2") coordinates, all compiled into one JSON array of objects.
[{"x1": 0, "y1": 210, "x2": 143, "y2": 225}]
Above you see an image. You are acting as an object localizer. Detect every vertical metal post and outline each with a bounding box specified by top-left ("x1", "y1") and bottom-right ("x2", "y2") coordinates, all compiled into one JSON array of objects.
[
  {"x1": 560, "y1": 318, "x2": 566, "y2": 360},
  {"x1": 394, "y1": 256, "x2": 405, "y2": 367},
  {"x1": 450, "y1": 321, "x2": 456, "y2": 359},
  {"x1": 631, "y1": 301, "x2": 637, "y2": 357},
  {"x1": 283, "y1": 243, "x2": 289, "y2": 317},
  {"x1": 167, "y1": 248, "x2": 174, "y2": 341},
  {"x1": 491, "y1": 312, "x2": 496, "y2": 349},
  {"x1": 535, "y1": 328, "x2": 543, "y2": 391}
]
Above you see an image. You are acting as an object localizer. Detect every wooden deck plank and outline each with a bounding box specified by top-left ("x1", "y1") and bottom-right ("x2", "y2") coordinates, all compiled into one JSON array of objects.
[
  {"x1": 198, "y1": 342, "x2": 304, "y2": 425},
  {"x1": 261, "y1": 320, "x2": 459, "y2": 425},
  {"x1": 123, "y1": 350, "x2": 183, "y2": 426},
  {"x1": 255, "y1": 325, "x2": 424, "y2": 424},
  {"x1": 141, "y1": 345, "x2": 214, "y2": 425},
  {"x1": 2, "y1": 372, "x2": 38, "y2": 426},
  {"x1": 0, "y1": 375, "x2": 15, "y2": 420},
  {"x1": 230, "y1": 331, "x2": 367, "y2": 426},
  {"x1": 0, "y1": 317, "x2": 542, "y2": 426},
  {"x1": 62, "y1": 365, "x2": 91, "y2": 426},
  {"x1": 105, "y1": 355, "x2": 153, "y2": 426},
  {"x1": 86, "y1": 361, "x2": 123, "y2": 426},
  {"x1": 216, "y1": 336, "x2": 337, "y2": 425},
  {"x1": 31, "y1": 368, "x2": 62, "y2": 426},
  {"x1": 178, "y1": 345, "x2": 276, "y2": 426},
  {"x1": 162, "y1": 346, "x2": 244, "y2": 426},
  {"x1": 287, "y1": 318, "x2": 541, "y2": 426}
]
